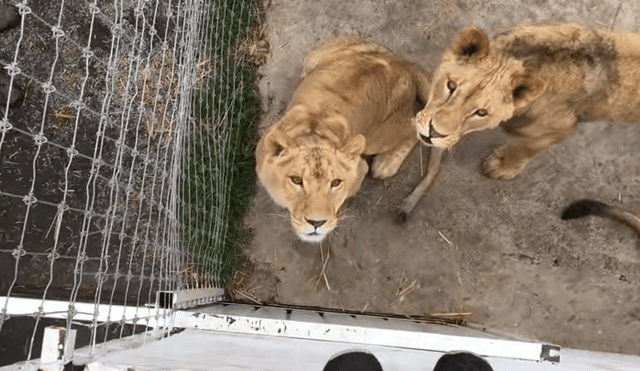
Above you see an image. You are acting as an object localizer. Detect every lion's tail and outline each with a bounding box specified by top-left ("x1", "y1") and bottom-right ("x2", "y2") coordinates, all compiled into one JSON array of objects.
[
  {"x1": 561, "y1": 199, "x2": 640, "y2": 237},
  {"x1": 396, "y1": 146, "x2": 444, "y2": 223}
]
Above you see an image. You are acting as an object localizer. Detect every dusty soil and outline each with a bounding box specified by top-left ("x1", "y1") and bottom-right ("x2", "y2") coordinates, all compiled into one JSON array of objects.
[{"x1": 239, "y1": 0, "x2": 640, "y2": 355}]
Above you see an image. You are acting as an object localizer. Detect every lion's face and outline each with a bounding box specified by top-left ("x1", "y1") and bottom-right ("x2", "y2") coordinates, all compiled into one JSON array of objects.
[
  {"x1": 415, "y1": 26, "x2": 546, "y2": 148},
  {"x1": 256, "y1": 121, "x2": 367, "y2": 242}
]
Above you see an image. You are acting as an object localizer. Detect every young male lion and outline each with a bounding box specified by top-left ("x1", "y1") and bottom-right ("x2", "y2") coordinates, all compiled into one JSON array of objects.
[
  {"x1": 256, "y1": 37, "x2": 433, "y2": 242},
  {"x1": 414, "y1": 23, "x2": 640, "y2": 179}
]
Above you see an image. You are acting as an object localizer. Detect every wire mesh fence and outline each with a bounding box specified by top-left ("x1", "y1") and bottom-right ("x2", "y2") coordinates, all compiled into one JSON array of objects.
[{"x1": 0, "y1": 0, "x2": 261, "y2": 365}]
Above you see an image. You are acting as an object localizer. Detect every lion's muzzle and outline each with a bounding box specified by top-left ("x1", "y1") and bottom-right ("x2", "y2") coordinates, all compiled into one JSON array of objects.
[
  {"x1": 299, "y1": 218, "x2": 331, "y2": 242},
  {"x1": 417, "y1": 117, "x2": 446, "y2": 146}
]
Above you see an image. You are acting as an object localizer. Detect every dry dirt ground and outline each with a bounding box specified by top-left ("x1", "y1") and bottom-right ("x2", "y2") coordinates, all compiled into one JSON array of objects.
[{"x1": 239, "y1": 0, "x2": 640, "y2": 355}]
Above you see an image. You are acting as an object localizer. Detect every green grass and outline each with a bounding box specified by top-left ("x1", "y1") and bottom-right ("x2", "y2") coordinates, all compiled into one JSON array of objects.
[{"x1": 181, "y1": 0, "x2": 260, "y2": 286}]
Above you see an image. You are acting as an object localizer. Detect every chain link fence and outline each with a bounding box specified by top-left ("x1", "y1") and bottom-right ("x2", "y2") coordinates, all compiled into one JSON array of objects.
[{"x1": 0, "y1": 0, "x2": 261, "y2": 366}]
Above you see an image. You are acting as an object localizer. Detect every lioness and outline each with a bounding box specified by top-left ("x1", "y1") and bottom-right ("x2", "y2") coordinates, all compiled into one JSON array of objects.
[
  {"x1": 256, "y1": 37, "x2": 433, "y2": 242},
  {"x1": 414, "y1": 23, "x2": 640, "y2": 179}
]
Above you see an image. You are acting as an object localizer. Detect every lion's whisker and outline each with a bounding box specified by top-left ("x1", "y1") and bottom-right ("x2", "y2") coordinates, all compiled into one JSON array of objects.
[{"x1": 265, "y1": 212, "x2": 291, "y2": 221}]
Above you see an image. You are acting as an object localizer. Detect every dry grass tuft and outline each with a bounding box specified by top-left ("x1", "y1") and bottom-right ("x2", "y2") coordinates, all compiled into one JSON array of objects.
[
  {"x1": 193, "y1": 110, "x2": 228, "y2": 135},
  {"x1": 429, "y1": 311, "x2": 472, "y2": 326},
  {"x1": 115, "y1": 50, "x2": 178, "y2": 140},
  {"x1": 395, "y1": 270, "x2": 418, "y2": 301},
  {"x1": 233, "y1": 1, "x2": 270, "y2": 67},
  {"x1": 227, "y1": 256, "x2": 262, "y2": 304},
  {"x1": 194, "y1": 53, "x2": 215, "y2": 91},
  {"x1": 51, "y1": 104, "x2": 76, "y2": 135},
  {"x1": 181, "y1": 258, "x2": 218, "y2": 289}
]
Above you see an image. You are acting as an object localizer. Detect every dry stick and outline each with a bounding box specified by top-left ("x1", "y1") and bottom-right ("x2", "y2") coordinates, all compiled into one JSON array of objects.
[
  {"x1": 323, "y1": 268, "x2": 331, "y2": 291},
  {"x1": 52, "y1": 113, "x2": 76, "y2": 119},
  {"x1": 315, "y1": 242, "x2": 332, "y2": 291},
  {"x1": 430, "y1": 312, "x2": 472, "y2": 317},
  {"x1": 397, "y1": 279, "x2": 417, "y2": 299},
  {"x1": 611, "y1": 1, "x2": 623, "y2": 31},
  {"x1": 398, "y1": 146, "x2": 444, "y2": 220},
  {"x1": 314, "y1": 245, "x2": 324, "y2": 289},
  {"x1": 361, "y1": 302, "x2": 369, "y2": 313},
  {"x1": 322, "y1": 245, "x2": 331, "y2": 291},
  {"x1": 396, "y1": 271, "x2": 408, "y2": 295},
  {"x1": 430, "y1": 312, "x2": 472, "y2": 325},
  {"x1": 437, "y1": 230, "x2": 452, "y2": 245},
  {"x1": 236, "y1": 290, "x2": 262, "y2": 305},
  {"x1": 396, "y1": 270, "x2": 417, "y2": 299}
]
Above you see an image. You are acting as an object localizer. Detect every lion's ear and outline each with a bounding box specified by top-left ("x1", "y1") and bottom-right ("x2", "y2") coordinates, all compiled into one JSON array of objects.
[
  {"x1": 452, "y1": 26, "x2": 490, "y2": 60},
  {"x1": 511, "y1": 74, "x2": 546, "y2": 110},
  {"x1": 257, "y1": 106, "x2": 308, "y2": 159},
  {"x1": 340, "y1": 134, "x2": 366, "y2": 161},
  {"x1": 257, "y1": 127, "x2": 292, "y2": 160}
]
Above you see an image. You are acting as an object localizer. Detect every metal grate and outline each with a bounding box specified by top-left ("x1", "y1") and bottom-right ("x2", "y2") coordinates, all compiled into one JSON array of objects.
[{"x1": 0, "y1": 0, "x2": 260, "y2": 365}]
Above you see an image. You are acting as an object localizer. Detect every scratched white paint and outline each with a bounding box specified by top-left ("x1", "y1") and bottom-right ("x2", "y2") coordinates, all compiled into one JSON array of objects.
[
  {"x1": 84, "y1": 329, "x2": 640, "y2": 371},
  {"x1": 173, "y1": 303, "x2": 554, "y2": 362}
]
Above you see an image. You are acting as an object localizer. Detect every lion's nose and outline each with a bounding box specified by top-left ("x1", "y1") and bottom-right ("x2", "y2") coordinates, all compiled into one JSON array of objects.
[{"x1": 305, "y1": 219, "x2": 326, "y2": 228}]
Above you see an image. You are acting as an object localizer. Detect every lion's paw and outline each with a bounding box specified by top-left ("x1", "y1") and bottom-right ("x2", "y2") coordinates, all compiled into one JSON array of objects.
[
  {"x1": 482, "y1": 147, "x2": 526, "y2": 180},
  {"x1": 371, "y1": 155, "x2": 403, "y2": 179}
]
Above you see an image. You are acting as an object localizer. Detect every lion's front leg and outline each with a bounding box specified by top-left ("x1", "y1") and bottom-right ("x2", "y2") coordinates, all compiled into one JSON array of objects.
[
  {"x1": 483, "y1": 114, "x2": 577, "y2": 180},
  {"x1": 371, "y1": 136, "x2": 418, "y2": 179}
]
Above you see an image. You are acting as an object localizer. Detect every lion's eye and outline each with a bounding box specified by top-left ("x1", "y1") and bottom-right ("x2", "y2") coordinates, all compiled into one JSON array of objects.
[
  {"x1": 474, "y1": 108, "x2": 488, "y2": 117},
  {"x1": 447, "y1": 80, "x2": 457, "y2": 93},
  {"x1": 330, "y1": 179, "x2": 342, "y2": 188},
  {"x1": 290, "y1": 176, "x2": 303, "y2": 186}
]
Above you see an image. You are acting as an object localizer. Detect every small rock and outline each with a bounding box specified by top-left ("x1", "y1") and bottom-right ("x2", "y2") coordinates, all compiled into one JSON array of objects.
[
  {"x1": 0, "y1": 4, "x2": 20, "y2": 33},
  {"x1": 0, "y1": 71, "x2": 23, "y2": 107}
]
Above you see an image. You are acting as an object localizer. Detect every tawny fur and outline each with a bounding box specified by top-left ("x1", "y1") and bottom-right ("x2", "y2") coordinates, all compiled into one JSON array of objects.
[
  {"x1": 256, "y1": 37, "x2": 434, "y2": 242},
  {"x1": 415, "y1": 23, "x2": 640, "y2": 179}
]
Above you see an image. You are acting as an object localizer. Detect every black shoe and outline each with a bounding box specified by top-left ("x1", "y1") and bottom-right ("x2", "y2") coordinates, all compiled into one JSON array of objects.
[
  {"x1": 433, "y1": 352, "x2": 494, "y2": 371},
  {"x1": 323, "y1": 351, "x2": 384, "y2": 371}
]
